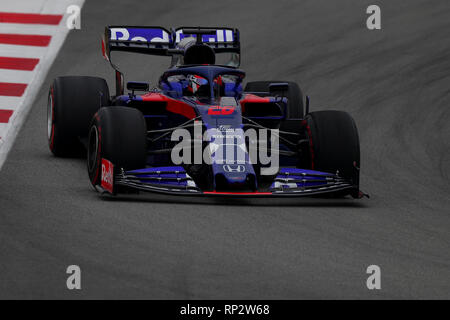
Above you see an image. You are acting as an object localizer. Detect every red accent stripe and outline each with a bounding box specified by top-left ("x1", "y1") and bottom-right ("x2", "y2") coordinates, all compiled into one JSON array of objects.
[
  {"x1": 0, "y1": 56, "x2": 39, "y2": 70},
  {"x1": 0, "y1": 12, "x2": 62, "y2": 25},
  {"x1": 240, "y1": 94, "x2": 272, "y2": 113},
  {"x1": 141, "y1": 93, "x2": 197, "y2": 119},
  {"x1": 166, "y1": 99, "x2": 197, "y2": 119},
  {"x1": 0, "y1": 34, "x2": 51, "y2": 46},
  {"x1": 0, "y1": 82, "x2": 27, "y2": 96},
  {"x1": 204, "y1": 191, "x2": 272, "y2": 195},
  {"x1": 0, "y1": 109, "x2": 13, "y2": 123}
]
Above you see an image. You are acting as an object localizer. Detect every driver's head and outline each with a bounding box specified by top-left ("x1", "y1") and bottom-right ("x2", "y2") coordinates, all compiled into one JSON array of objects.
[{"x1": 185, "y1": 75, "x2": 209, "y2": 98}]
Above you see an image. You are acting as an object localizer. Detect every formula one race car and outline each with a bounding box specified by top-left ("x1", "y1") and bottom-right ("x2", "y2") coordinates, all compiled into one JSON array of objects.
[{"x1": 47, "y1": 26, "x2": 365, "y2": 198}]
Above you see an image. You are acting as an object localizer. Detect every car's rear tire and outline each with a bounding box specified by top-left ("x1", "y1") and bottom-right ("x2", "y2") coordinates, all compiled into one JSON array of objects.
[
  {"x1": 87, "y1": 107, "x2": 147, "y2": 191},
  {"x1": 48, "y1": 76, "x2": 110, "y2": 157},
  {"x1": 244, "y1": 81, "x2": 304, "y2": 118},
  {"x1": 305, "y1": 110, "x2": 360, "y2": 189}
]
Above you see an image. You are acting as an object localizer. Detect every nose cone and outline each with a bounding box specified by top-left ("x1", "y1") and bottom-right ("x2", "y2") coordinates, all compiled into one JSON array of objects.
[
  {"x1": 205, "y1": 125, "x2": 257, "y2": 191},
  {"x1": 213, "y1": 163, "x2": 257, "y2": 191},
  {"x1": 195, "y1": 97, "x2": 257, "y2": 191}
]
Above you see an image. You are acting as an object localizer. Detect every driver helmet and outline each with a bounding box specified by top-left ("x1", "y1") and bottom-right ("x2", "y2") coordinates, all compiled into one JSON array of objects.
[{"x1": 186, "y1": 74, "x2": 208, "y2": 95}]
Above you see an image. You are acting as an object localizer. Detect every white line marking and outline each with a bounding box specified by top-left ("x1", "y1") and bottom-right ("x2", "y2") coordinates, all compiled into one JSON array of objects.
[
  {"x1": 0, "y1": 69, "x2": 37, "y2": 83},
  {"x1": 0, "y1": 44, "x2": 48, "y2": 58},
  {"x1": 0, "y1": 0, "x2": 85, "y2": 170},
  {"x1": 0, "y1": 123, "x2": 9, "y2": 139},
  {"x1": 0, "y1": 0, "x2": 76, "y2": 14},
  {"x1": 0, "y1": 96, "x2": 23, "y2": 108},
  {"x1": 0, "y1": 23, "x2": 61, "y2": 35}
]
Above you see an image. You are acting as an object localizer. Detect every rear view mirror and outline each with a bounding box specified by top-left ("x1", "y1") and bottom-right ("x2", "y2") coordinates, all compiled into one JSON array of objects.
[{"x1": 127, "y1": 81, "x2": 149, "y2": 92}]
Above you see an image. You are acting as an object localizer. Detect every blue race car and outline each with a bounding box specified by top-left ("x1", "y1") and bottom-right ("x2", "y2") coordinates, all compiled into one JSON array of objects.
[{"x1": 47, "y1": 26, "x2": 365, "y2": 198}]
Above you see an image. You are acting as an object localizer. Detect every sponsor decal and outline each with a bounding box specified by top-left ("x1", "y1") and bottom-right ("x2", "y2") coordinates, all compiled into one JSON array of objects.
[
  {"x1": 101, "y1": 158, "x2": 114, "y2": 193},
  {"x1": 175, "y1": 29, "x2": 234, "y2": 43},
  {"x1": 223, "y1": 164, "x2": 245, "y2": 173},
  {"x1": 109, "y1": 27, "x2": 170, "y2": 43},
  {"x1": 218, "y1": 125, "x2": 231, "y2": 131},
  {"x1": 207, "y1": 106, "x2": 235, "y2": 115}
]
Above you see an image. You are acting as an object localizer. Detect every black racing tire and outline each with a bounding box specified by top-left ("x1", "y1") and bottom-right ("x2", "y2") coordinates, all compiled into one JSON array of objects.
[
  {"x1": 48, "y1": 76, "x2": 110, "y2": 157},
  {"x1": 244, "y1": 81, "x2": 304, "y2": 118},
  {"x1": 87, "y1": 107, "x2": 147, "y2": 191},
  {"x1": 305, "y1": 110, "x2": 360, "y2": 188}
]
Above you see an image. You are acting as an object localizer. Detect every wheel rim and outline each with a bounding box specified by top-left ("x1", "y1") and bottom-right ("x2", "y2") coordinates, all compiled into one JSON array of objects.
[
  {"x1": 87, "y1": 125, "x2": 99, "y2": 173},
  {"x1": 47, "y1": 93, "x2": 53, "y2": 140}
]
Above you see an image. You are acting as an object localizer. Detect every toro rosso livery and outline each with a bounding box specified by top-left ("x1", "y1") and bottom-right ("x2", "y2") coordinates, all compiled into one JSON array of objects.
[{"x1": 47, "y1": 26, "x2": 365, "y2": 198}]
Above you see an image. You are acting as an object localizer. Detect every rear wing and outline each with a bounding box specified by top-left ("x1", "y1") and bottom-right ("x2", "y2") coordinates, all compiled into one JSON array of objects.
[
  {"x1": 102, "y1": 26, "x2": 240, "y2": 60},
  {"x1": 101, "y1": 26, "x2": 241, "y2": 96}
]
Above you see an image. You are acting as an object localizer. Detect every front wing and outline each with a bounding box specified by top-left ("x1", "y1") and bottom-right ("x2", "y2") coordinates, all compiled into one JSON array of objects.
[{"x1": 102, "y1": 165, "x2": 362, "y2": 198}]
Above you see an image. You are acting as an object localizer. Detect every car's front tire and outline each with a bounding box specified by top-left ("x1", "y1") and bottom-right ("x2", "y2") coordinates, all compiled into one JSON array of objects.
[
  {"x1": 87, "y1": 107, "x2": 147, "y2": 192},
  {"x1": 304, "y1": 110, "x2": 360, "y2": 190}
]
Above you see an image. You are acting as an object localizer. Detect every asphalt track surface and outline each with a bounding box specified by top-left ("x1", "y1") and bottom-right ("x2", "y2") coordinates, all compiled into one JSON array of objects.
[{"x1": 0, "y1": 0, "x2": 449, "y2": 299}]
